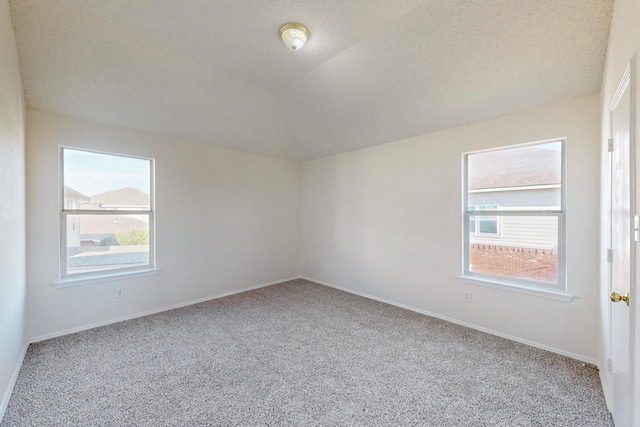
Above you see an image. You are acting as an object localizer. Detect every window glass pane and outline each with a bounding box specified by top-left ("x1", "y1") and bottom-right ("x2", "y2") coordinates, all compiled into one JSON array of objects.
[
  {"x1": 478, "y1": 217, "x2": 498, "y2": 234},
  {"x1": 469, "y1": 217, "x2": 476, "y2": 233},
  {"x1": 63, "y1": 149, "x2": 151, "y2": 211},
  {"x1": 476, "y1": 205, "x2": 497, "y2": 211},
  {"x1": 66, "y1": 214, "x2": 150, "y2": 275},
  {"x1": 467, "y1": 141, "x2": 561, "y2": 211},
  {"x1": 468, "y1": 215, "x2": 558, "y2": 284}
]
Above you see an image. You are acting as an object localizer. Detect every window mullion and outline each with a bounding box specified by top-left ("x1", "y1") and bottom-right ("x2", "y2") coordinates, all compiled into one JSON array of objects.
[
  {"x1": 62, "y1": 209, "x2": 151, "y2": 215},
  {"x1": 466, "y1": 210, "x2": 562, "y2": 216}
]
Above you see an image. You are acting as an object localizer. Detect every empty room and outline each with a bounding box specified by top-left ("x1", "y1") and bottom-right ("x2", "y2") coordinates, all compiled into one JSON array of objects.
[{"x1": 1, "y1": 0, "x2": 639, "y2": 425}]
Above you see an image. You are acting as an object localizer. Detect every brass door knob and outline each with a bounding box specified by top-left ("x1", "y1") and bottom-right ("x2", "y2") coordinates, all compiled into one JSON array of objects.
[{"x1": 610, "y1": 291, "x2": 630, "y2": 306}]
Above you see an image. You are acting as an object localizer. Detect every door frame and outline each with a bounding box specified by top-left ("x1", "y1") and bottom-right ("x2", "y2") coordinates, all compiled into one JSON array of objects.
[
  {"x1": 631, "y1": 53, "x2": 640, "y2": 427},
  {"x1": 607, "y1": 56, "x2": 638, "y2": 427}
]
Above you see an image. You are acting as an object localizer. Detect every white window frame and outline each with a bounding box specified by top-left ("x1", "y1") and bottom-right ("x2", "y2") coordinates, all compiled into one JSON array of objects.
[
  {"x1": 58, "y1": 146, "x2": 156, "y2": 284},
  {"x1": 469, "y1": 205, "x2": 500, "y2": 237},
  {"x1": 461, "y1": 138, "x2": 568, "y2": 299}
]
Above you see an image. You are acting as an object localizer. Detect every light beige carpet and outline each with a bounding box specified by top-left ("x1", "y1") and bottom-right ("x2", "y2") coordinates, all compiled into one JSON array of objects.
[{"x1": 2, "y1": 279, "x2": 613, "y2": 426}]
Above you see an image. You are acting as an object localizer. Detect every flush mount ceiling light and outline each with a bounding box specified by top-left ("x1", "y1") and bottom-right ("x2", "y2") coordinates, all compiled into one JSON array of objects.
[{"x1": 280, "y1": 22, "x2": 309, "y2": 51}]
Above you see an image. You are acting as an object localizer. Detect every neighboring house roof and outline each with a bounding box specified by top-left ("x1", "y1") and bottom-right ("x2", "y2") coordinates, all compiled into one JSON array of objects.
[
  {"x1": 90, "y1": 187, "x2": 150, "y2": 209},
  {"x1": 468, "y1": 147, "x2": 561, "y2": 190},
  {"x1": 64, "y1": 186, "x2": 91, "y2": 202},
  {"x1": 64, "y1": 186, "x2": 91, "y2": 209},
  {"x1": 79, "y1": 215, "x2": 148, "y2": 237},
  {"x1": 67, "y1": 186, "x2": 150, "y2": 239}
]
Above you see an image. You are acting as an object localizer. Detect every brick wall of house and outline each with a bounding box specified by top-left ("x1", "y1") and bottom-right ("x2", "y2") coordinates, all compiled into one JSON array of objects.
[{"x1": 470, "y1": 244, "x2": 557, "y2": 283}]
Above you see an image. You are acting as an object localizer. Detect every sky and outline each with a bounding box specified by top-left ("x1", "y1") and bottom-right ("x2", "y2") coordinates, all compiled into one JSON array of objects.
[
  {"x1": 538, "y1": 141, "x2": 562, "y2": 150},
  {"x1": 63, "y1": 148, "x2": 151, "y2": 196}
]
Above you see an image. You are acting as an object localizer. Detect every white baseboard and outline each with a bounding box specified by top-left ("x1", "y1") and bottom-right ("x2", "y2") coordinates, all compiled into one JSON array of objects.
[
  {"x1": 10, "y1": 273, "x2": 599, "y2": 424},
  {"x1": 30, "y1": 276, "x2": 302, "y2": 343},
  {"x1": 301, "y1": 276, "x2": 599, "y2": 367},
  {"x1": 0, "y1": 341, "x2": 29, "y2": 423}
]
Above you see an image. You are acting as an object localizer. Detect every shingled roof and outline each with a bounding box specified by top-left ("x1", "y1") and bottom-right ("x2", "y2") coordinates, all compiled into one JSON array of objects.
[
  {"x1": 468, "y1": 146, "x2": 561, "y2": 191},
  {"x1": 79, "y1": 215, "x2": 148, "y2": 236},
  {"x1": 64, "y1": 186, "x2": 90, "y2": 201},
  {"x1": 90, "y1": 187, "x2": 150, "y2": 208}
]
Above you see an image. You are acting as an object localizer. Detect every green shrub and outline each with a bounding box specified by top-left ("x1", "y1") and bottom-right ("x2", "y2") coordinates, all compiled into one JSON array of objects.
[
  {"x1": 116, "y1": 230, "x2": 149, "y2": 246},
  {"x1": 100, "y1": 235, "x2": 118, "y2": 246}
]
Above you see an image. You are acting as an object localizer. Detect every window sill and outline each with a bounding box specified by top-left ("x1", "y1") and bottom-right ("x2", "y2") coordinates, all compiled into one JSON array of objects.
[
  {"x1": 458, "y1": 275, "x2": 573, "y2": 302},
  {"x1": 54, "y1": 268, "x2": 159, "y2": 288}
]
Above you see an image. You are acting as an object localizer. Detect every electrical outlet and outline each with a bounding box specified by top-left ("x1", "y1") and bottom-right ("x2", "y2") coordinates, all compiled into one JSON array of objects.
[
  {"x1": 115, "y1": 287, "x2": 125, "y2": 299},
  {"x1": 463, "y1": 291, "x2": 472, "y2": 303}
]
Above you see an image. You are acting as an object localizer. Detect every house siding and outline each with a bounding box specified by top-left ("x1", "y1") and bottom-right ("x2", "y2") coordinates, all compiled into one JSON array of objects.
[{"x1": 469, "y1": 187, "x2": 559, "y2": 249}]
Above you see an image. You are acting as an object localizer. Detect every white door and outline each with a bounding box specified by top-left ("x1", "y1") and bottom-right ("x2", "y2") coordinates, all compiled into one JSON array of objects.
[{"x1": 609, "y1": 63, "x2": 634, "y2": 427}]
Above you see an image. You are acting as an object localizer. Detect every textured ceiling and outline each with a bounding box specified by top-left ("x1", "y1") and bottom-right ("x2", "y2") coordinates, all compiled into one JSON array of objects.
[{"x1": 9, "y1": 0, "x2": 613, "y2": 161}]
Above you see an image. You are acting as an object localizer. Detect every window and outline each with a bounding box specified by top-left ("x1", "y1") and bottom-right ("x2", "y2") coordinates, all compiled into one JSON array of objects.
[
  {"x1": 462, "y1": 139, "x2": 565, "y2": 293},
  {"x1": 469, "y1": 205, "x2": 499, "y2": 236},
  {"x1": 60, "y1": 147, "x2": 155, "y2": 280}
]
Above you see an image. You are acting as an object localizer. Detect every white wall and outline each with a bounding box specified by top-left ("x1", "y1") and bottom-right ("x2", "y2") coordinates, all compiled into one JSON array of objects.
[
  {"x1": 26, "y1": 110, "x2": 300, "y2": 340},
  {"x1": 301, "y1": 94, "x2": 600, "y2": 362},
  {"x1": 598, "y1": 0, "x2": 640, "y2": 418},
  {"x1": 0, "y1": 0, "x2": 26, "y2": 419}
]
